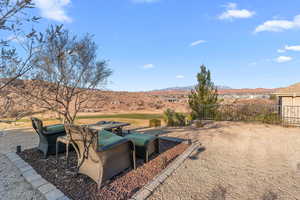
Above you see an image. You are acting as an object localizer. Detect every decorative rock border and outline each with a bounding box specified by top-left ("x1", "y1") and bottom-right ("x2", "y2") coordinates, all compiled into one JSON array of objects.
[
  {"x1": 4, "y1": 152, "x2": 70, "y2": 200},
  {"x1": 130, "y1": 140, "x2": 202, "y2": 200}
]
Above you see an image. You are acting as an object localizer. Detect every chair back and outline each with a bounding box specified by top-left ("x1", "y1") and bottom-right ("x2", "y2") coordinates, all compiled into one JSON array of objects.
[
  {"x1": 65, "y1": 124, "x2": 99, "y2": 154},
  {"x1": 31, "y1": 117, "x2": 44, "y2": 135}
]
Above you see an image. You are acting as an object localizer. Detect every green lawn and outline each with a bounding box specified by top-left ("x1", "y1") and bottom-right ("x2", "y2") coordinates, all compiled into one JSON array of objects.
[
  {"x1": 16, "y1": 113, "x2": 163, "y2": 122},
  {"x1": 76, "y1": 113, "x2": 163, "y2": 120}
]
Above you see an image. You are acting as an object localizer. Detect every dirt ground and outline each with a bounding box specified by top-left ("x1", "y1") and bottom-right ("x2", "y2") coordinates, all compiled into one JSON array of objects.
[
  {"x1": 2, "y1": 121, "x2": 300, "y2": 200},
  {"x1": 150, "y1": 121, "x2": 300, "y2": 200}
]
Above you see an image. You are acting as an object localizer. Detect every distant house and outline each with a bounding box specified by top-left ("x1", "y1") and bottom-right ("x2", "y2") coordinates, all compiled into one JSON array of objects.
[
  {"x1": 275, "y1": 83, "x2": 300, "y2": 125},
  {"x1": 275, "y1": 83, "x2": 300, "y2": 107}
]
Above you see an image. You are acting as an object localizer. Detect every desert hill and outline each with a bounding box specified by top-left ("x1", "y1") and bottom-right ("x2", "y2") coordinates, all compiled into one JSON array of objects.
[
  {"x1": 0, "y1": 79, "x2": 278, "y2": 116},
  {"x1": 275, "y1": 82, "x2": 300, "y2": 94}
]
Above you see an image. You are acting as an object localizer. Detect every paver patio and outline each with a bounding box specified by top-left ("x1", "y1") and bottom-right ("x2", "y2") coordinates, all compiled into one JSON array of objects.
[{"x1": 0, "y1": 128, "x2": 45, "y2": 200}]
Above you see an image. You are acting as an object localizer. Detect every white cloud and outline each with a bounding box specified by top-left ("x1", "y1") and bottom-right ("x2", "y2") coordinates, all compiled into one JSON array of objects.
[
  {"x1": 255, "y1": 15, "x2": 300, "y2": 33},
  {"x1": 131, "y1": 0, "x2": 160, "y2": 3},
  {"x1": 34, "y1": 0, "x2": 72, "y2": 22},
  {"x1": 218, "y1": 2, "x2": 255, "y2": 20},
  {"x1": 143, "y1": 64, "x2": 155, "y2": 69},
  {"x1": 277, "y1": 45, "x2": 300, "y2": 53},
  {"x1": 285, "y1": 45, "x2": 300, "y2": 51},
  {"x1": 190, "y1": 40, "x2": 206, "y2": 47},
  {"x1": 176, "y1": 75, "x2": 184, "y2": 79},
  {"x1": 275, "y1": 56, "x2": 293, "y2": 63},
  {"x1": 277, "y1": 49, "x2": 286, "y2": 53}
]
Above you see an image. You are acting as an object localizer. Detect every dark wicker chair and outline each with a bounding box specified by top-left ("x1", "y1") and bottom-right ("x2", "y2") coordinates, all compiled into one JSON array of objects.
[
  {"x1": 124, "y1": 131, "x2": 160, "y2": 162},
  {"x1": 65, "y1": 124, "x2": 136, "y2": 188},
  {"x1": 31, "y1": 117, "x2": 66, "y2": 158}
]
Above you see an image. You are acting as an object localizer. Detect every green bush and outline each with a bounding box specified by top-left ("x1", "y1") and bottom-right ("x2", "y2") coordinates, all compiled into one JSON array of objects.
[
  {"x1": 186, "y1": 114, "x2": 193, "y2": 125},
  {"x1": 269, "y1": 94, "x2": 277, "y2": 101},
  {"x1": 194, "y1": 120, "x2": 204, "y2": 128},
  {"x1": 163, "y1": 109, "x2": 176, "y2": 126},
  {"x1": 149, "y1": 119, "x2": 161, "y2": 127},
  {"x1": 262, "y1": 113, "x2": 281, "y2": 124},
  {"x1": 174, "y1": 112, "x2": 186, "y2": 126},
  {"x1": 163, "y1": 109, "x2": 187, "y2": 127}
]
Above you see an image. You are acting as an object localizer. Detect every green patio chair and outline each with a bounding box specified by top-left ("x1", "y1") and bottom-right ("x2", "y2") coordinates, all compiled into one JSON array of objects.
[
  {"x1": 31, "y1": 117, "x2": 66, "y2": 158},
  {"x1": 125, "y1": 131, "x2": 160, "y2": 162},
  {"x1": 65, "y1": 125, "x2": 136, "y2": 188}
]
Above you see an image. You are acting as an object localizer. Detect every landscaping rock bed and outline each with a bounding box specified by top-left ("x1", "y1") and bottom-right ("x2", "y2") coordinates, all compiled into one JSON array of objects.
[{"x1": 18, "y1": 139, "x2": 188, "y2": 200}]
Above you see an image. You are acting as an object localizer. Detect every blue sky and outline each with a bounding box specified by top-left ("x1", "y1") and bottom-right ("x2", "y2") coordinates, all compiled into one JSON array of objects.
[{"x1": 12, "y1": 0, "x2": 300, "y2": 91}]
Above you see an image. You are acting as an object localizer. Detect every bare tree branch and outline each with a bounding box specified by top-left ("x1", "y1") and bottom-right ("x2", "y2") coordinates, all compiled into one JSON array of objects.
[
  {"x1": 15, "y1": 25, "x2": 112, "y2": 124},
  {"x1": 0, "y1": 0, "x2": 39, "y2": 124}
]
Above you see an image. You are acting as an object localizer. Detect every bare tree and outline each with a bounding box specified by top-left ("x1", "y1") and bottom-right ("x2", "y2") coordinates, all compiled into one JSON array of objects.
[
  {"x1": 0, "y1": 0, "x2": 39, "y2": 124},
  {"x1": 17, "y1": 25, "x2": 112, "y2": 124},
  {"x1": 0, "y1": 0, "x2": 39, "y2": 89}
]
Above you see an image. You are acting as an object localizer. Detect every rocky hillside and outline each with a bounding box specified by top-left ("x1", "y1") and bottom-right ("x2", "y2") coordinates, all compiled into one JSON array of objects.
[
  {"x1": 0, "y1": 79, "x2": 279, "y2": 116},
  {"x1": 0, "y1": 80, "x2": 189, "y2": 115}
]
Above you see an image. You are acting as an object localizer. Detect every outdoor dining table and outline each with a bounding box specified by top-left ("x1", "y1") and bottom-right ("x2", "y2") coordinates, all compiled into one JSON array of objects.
[
  {"x1": 86, "y1": 121, "x2": 130, "y2": 136},
  {"x1": 56, "y1": 121, "x2": 130, "y2": 167}
]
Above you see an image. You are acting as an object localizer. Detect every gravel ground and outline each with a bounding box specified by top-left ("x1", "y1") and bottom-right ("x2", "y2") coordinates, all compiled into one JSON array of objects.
[
  {"x1": 18, "y1": 140, "x2": 188, "y2": 200},
  {"x1": 150, "y1": 122, "x2": 300, "y2": 200},
  {"x1": 2, "y1": 122, "x2": 300, "y2": 200},
  {"x1": 0, "y1": 128, "x2": 45, "y2": 200}
]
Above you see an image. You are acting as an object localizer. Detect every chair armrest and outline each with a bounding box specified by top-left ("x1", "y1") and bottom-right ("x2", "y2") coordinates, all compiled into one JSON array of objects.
[
  {"x1": 44, "y1": 124, "x2": 65, "y2": 133},
  {"x1": 43, "y1": 130, "x2": 66, "y2": 136},
  {"x1": 98, "y1": 138, "x2": 133, "y2": 152}
]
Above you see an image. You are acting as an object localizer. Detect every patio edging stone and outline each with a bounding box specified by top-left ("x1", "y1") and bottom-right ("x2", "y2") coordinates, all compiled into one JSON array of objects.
[
  {"x1": 4, "y1": 152, "x2": 71, "y2": 200},
  {"x1": 130, "y1": 139, "x2": 201, "y2": 200}
]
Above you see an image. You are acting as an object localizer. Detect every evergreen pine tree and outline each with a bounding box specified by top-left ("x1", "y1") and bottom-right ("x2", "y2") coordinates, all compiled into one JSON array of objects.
[{"x1": 188, "y1": 65, "x2": 218, "y2": 119}]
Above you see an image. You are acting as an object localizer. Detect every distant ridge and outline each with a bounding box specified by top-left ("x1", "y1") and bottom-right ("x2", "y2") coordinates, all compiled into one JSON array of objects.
[{"x1": 153, "y1": 85, "x2": 232, "y2": 91}]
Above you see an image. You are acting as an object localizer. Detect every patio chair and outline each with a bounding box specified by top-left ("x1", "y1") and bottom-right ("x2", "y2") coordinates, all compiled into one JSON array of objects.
[
  {"x1": 31, "y1": 117, "x2": 66, "y2": 158},
  {"x1": 65, "y1": 124, "x2": 136, "y2": 188},
  {"x1": 124, "y1": 131, "x2": 160, "y2": 162}
]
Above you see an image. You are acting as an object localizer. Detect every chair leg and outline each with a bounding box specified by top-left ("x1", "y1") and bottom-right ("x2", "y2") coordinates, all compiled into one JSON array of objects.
[
  {"x1": 43, "y1": 151, "x2": 48, "y2": 159},
  {"x1": 56, "y1": 141, "x2": 59, "y2": 164},
  {"x1": 66, "y1": 143, "x2": 69, "y2": 168},
  {"x1": 145, "y1": 150, "x2": 149, "y2": 163},
  {"x1": 156, "y1": 138, "x2": 160, "y2": 154},
  {"x1": 132, "y1": 150, "x2": 136, "y2": 169}
]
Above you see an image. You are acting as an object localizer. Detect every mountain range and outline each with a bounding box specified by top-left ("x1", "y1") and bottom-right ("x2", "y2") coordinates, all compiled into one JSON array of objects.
[{"x1": 153, "y1": 85, "x2": 232, "y2": 91}]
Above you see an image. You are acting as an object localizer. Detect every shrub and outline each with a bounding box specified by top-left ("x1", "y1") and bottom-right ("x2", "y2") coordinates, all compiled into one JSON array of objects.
[
  {"x1": 163, "y1": 109, "x2": 187, "y2": 127},
  {"x1": 186, "y1": 114, "x2": 193, "y2": 125},
  {"x1": 269, "y1": 94, "x2": 277, "y2": 101},
  {"x1": 262, "y1": 113, "x2": 281, "y2": 124},
  {"x1": 174, "y1": 112, "x2": 186, "y2": 126},
  {"x1": 163, "y1": 109, "x2": 176, "y2": 126},
  {"x1": 194, "y1": 120, "x2": 204, "y2": 128},
  {"x1": 149, "y1": 119, "x2": 161, "y2": 127}
]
